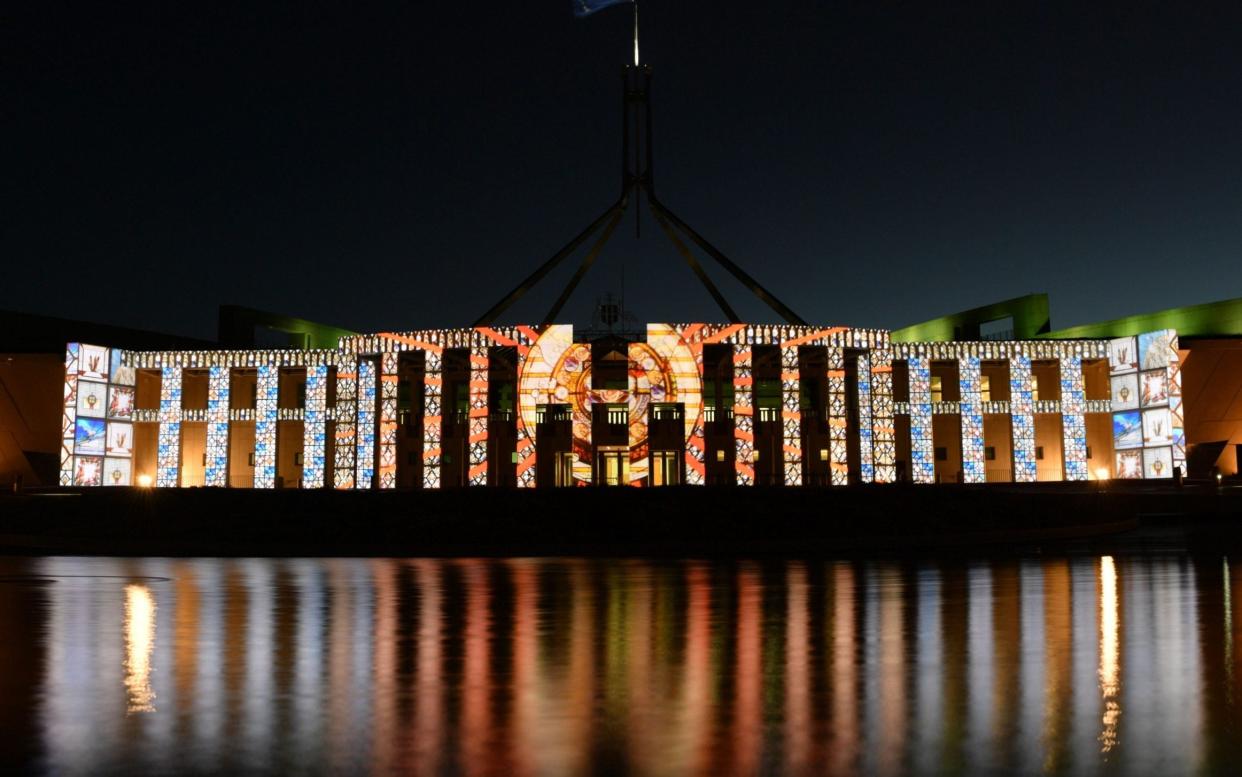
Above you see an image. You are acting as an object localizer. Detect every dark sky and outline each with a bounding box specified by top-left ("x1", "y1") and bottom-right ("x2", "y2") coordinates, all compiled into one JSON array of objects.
[{"x1": 6, "y1": 2, "x2": 1241, "y2": 340}]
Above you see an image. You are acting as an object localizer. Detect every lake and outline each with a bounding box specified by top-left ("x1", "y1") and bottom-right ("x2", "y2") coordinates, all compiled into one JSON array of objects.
[{"x1": 1, "y1": 555, "x2": 1239, "y2": 775}]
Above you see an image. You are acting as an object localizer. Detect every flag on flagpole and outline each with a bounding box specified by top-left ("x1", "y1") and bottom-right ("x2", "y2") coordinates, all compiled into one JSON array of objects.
[{"x1": 572, "y1": 0, "x2": 632, "y2": 18}]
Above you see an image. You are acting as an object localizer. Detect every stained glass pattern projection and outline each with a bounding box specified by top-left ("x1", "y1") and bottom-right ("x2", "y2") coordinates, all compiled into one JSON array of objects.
[
  {"x1": 732, "y1": 344, "x2": 754, "y2": 486},
  {"x1": 61, "y1": 344, "x2": 79, "y2": 485},
  {"x1": 1059, "y1": 355, "x2": 1088, "y2": 481},
  {"x1": 204, "y1": 366, "x2": 230, "y2": 487},
  {"x1": 958, "y1": 356, "x2": 986, "y2": 484},
  {"x1": 468, "y1": 346, "x2": 489, "y2": 486},
  {"x1": 378, "y1": 353, "x2": 399, "y2": 489},
  {"x1": 827, "y1": 346, "x2": 848, "y2": 485},
  {"x1": 253, "y1": 365, "x2": 279, "y2": 489},
  {"x1": 302, "y1": 364, "x2": 328, "y2": 489},
  {"x1": 871, "y1": 349, "x2": 896, "y2": 483},
  {"x1": 1009, "y1": 355, "x2": 1037, "y2": 483},
  {"x1": 856, "y1": 352, "x2": 874, "y2": 483},
  {"x1": 780, "y1": 345, "x2": 802, "y2": 486},
  {"x1": 356, "y1": 358, "x2": 377, "y2": 490},
  {"x1": 334, "y1": 369, "x2": 357, "y2": 489},
  {"x1": 645, "y1": 324, "x2": 703, "y2": 486},
  {"x1": 422, "y1": 349, "x2": 443, "y2": 489},
  {"x1": 156, "y1": 366, "x2": 182, "y2": 488},
  {"x1": 907, "y1": 356, "x2": 935, "y2": 484}
]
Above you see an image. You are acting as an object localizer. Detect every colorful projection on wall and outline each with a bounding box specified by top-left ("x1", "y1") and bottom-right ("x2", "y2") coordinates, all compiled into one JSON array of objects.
[
  {"x1": 827, "y1": 347, "x2": 848, "y2": 485},
  {"x1": 1058, "y1": 355, "x2": 1088, "y2": 481},
  {"x1": 644, "y1": 324, "x2": 703, "y2": 486},
  {"x1": 334, "y1": 369, "x2": 357, "y2": 489},
  {"x1": 378, "y1": 353, "x2": 399, "y2": 489},
  {"x1": 1008, "y1": 355, "x2": 1037, "y2": 483},
  {"x1": 732, "y1": 343, "x2": 754, "y2": 486},
  {"x1": 253, "y1": 365, "x2": 279, "y2": 489},
  {"x1": 1110, "y1": 330, "x2": 1182, "y2": 478},
  {"x1": 204, "y1": 366, "x2": 230, "y2": 487},
  {"x1": 870, "y1": 349, "x2": 896, "y2": 484},
  {"x1": 959, "y1": 356, "x2": 986, "y2": 484},
  {"x1": 156, "y1": 366, "x2": 182, "y2": 488},
  {"x1": 64, "y1": 343, "x2": 140, "y2": 487},
  {"x1": 780, "y1": 345, "x2": 802, "y2": 486},
  {"x1": 422, "y1": 349, "x2": 443, "y2": 489},
  {"x1": 356, "y1": 358, "x2": 377, "y2": 490},
  {"x1": 468, "y1": 346, "x2": 489, "y2": 486},
  {"x1": 856, "y1": 352, "x2": 874, "y2": 483},
  {"x1": 907, "y1": 356, "x2": 934, "y2": 484},
  {"x1": 302, "y1": 365, "x2": 328, "y2": 489}
]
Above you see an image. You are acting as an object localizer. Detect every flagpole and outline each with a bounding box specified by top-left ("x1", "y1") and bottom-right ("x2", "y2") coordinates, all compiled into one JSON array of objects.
[{"x1": 633, "y1": 0, "x2": 639, "y2": 66}]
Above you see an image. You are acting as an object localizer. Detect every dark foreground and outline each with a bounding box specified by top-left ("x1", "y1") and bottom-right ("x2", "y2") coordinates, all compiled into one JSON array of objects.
[{"x1": 2, "y1": 481, "x2": 1240, "y2": 556}]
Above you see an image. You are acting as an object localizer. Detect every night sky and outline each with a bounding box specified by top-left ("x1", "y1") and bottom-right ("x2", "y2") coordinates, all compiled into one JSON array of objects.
[{"x1": 7, "y1": 2, "x2": 1241, "y2": 340}]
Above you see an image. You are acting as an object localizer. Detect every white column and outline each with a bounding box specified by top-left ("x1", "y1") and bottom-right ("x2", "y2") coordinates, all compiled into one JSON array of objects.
[
  {"x1": 205, "y1": 366, "x2": 230, "y2": 487},
  {"x1": 959, "y1": 355, "x2": 986, "y2": 484},
  {"x1": 1059, "y1": 355, "x2": 1088, "y2": 481},
  {"x1": 780, "y1": 345, "x2": 802, "y2": 486},
  {"x1": 907, "y1": 356, "x2": 935, "y2": 484},
  {"x1": 156, "y1": 365, "x2": 182, "y2": 488},
  {"x1": 302, "y1": 364, "x2": 328, "y2": 489},
  {"x1": 1009, "y1": 355, "x2": 1037, "y2": 482},
  {"x1": 253, "y1": 364, "x2": 278, "y2": 489}
]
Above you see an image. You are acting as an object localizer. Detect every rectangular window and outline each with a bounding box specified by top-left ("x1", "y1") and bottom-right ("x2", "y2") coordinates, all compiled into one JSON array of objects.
[
  {"x1": 980, "y1": 375, "x2": 991, "y2": 403},
  {"x1": 554, "y1": 452, "x2": 574, "y2": 487},
  {"x1": 1032, "y1": 375, "x2": 1040, "y2": 402},
  {"x1": 819, "y1": 448, "x2": 828, "y2": 462},
  {"x1": 715, "y1": 449, "x2": 726, "y2": 462},
  {"x1": 934, "y1": 447, "x2": 948, "y2": 461},
  {"x1": 1036, "y1": 446, "x2": 1045, "y2": 460},
  {"x1": 651, "y1": 451, "x2": 680, "y2": 486},
  {"x1": 931, "y1": 376, "x2": 944, "y2": 403},
  {"x1": 985, "y1": 446, "x2": 996, "y2": 461}
]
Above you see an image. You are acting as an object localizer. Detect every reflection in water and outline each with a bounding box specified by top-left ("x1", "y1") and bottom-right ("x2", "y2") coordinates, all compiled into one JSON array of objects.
[
  {"x1": 124, "y1": 584, "x2": 156, "y2": 713},
  {"x1": 1099, "y1": 555, "x2": 1121, "y2": 754},
  {"x1": 5, "y1": 555, "x2": 1242, "y2": 774}
]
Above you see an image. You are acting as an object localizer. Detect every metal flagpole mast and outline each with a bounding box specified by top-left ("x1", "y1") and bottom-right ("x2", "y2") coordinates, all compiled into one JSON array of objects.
[{"x1": 633, "y1": 0, "x2": 639, "y2": 66}]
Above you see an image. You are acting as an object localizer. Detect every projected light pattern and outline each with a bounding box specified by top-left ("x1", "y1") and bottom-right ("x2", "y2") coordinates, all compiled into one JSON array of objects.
[
  {"x1": 334, "y1": 369, "x2": 357, "y2": 489},
  {"x1": 907, "y1": 357, "x2": 934, "y2": 484},
  {"x1": 60, "y1": 345, "x2": 79, "y2": 485},
  {"x1": 1059, "y1": 355, "x2": 1088, "y2": 481},
  {"x1": 827, "y1": 346, "x2": 848, "y2": 485},
  {"x1": 205, "y1": 366, "x2": 230, "y2": 487},
  {"x1": 378, "y1": 353, "x2": 399, "y2": 489},
  {"x1": 959, "y1": 356, "x2": 985, "y2": 484},
  {"x1": 856, "y1": 352, "x2": 874, "y2": 483},
  {"x1": 356, "y1": 359, "x2": 377, "y2": 490},
  {"x1": 253, "y1": 365, "x2": 279, "y2": 489},
  {"x1": 1009, "y1": 355, "x2": 1037, "y2": 482},
  {"x1": 780, "y1": 345, "x2": 802, "y2": 486},
  {"x1": 1167, "y1": 332, "x2": 1186, "y2": 469},
  {"x1": 871, "y1": 349, "x2": 896, "y2": 483},
  {"x1": 156, "y1": 366, "x2": 182, "y2": 487},
  {"x1": 302, "y1": 365, "x2": 328, "y2": 489},
  {"x1": 59, "y1": 325, "x2": 1135, "y2": 490},
  {"x1": 645, "y1": 324, "x2": 703, "y2": 486},
  {"x1": 422, "y1": 349, "x2": 443, "y2": 489},
  {"x1": 468, "y1": 346, "x2": 489, "y2": 486},
  {"x1": 733, "y1": 344, "x2": 754, "y2": 486}
]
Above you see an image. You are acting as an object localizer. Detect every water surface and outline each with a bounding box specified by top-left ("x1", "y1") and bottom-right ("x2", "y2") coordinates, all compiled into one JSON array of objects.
[{"x1": 1, "y1": 555, "x2": 1239, "y2": 775}]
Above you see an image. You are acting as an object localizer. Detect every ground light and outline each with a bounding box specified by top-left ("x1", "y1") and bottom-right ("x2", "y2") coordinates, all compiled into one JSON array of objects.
[
  {"x1": 1095, "y1": 467, "x2": 1110, "y2": 481},
  {"x1": 136, "y1": 474, "x2": 153, "y2": 488}
]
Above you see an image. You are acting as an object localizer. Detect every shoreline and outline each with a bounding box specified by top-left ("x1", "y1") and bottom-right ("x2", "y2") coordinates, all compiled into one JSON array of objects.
[{"x1": 2, "y1": 482, "x2": 1239, "y2": 558}]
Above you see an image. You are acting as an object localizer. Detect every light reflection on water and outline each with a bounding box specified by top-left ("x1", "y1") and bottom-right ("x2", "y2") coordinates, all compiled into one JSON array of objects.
[{"x1": 3, "y1": 556, "x2": 1242, "y2": 774}]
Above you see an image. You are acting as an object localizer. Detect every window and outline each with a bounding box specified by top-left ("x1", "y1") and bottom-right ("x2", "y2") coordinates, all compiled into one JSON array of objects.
[
  {"x1": 554, "y1": 452, "x2": 574, "y2": 487},
  {"x1": 1086, "y1": 446, "x2": 1093, "y2": 459},
  {"x1": 1036, "y1": 446, "x2": 1045, "y2": 460},
  {"x1": 294, "y1": 452, "x2": 303, "y2": 466},
  {"x1": 819, "y1": 449, "x2": 828, "y2": 462},
  {"x1": 1032, "y1": 375, "x2": 1040, "y2": 402},
  {"x1": 985, "y1": 446, "x2": 996, "y2": 461},
  {"x1": 598, "y1": 448, "x2": 627, "y2": 486},
  {"x1": 605, "y1": 404, "x2": 627, "y2": 426},
  {"x1": 652, "y1": 451, "x2": 680, "y2": 486},
  {"x1": 934, "y1": 447, "x2": 948, "y2": 461},
  {"x1": 715, "y1": 449, "x2": 726, "y2": 462},
  {"x1": 931, "y1": 376, "x2": 944, "y2": 403},
  {"x1": 980, "y1": 375, "x2": 991, "y2": 403}
]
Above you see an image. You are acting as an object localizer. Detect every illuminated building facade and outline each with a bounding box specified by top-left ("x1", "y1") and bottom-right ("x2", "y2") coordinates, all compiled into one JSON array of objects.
[{"x1": 58, "y1": 322, "x2": 1186, "y2": 488}]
